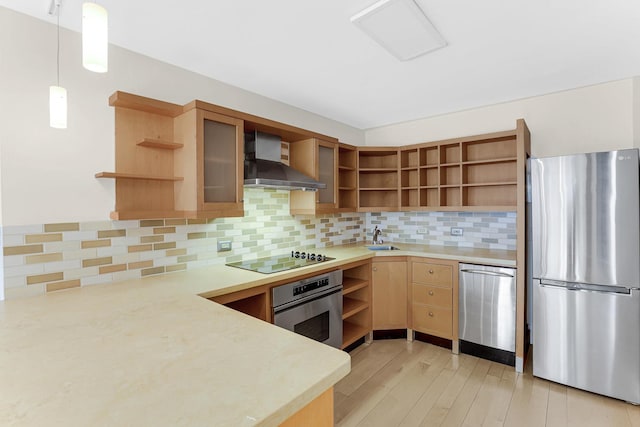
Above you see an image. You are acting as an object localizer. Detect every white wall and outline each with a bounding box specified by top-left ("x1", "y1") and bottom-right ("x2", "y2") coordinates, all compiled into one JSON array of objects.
[
  {"x1": 365, "y1": 79, "x2": 635, "y2": 158},
  {"x1": 0, "y1": 7, "x2": 364, "y2": 227}
]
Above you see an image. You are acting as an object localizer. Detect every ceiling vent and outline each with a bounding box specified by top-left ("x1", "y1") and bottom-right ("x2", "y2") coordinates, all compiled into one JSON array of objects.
[{"x1": 351, "y1": 0, "x2": 447, "y2": 61}]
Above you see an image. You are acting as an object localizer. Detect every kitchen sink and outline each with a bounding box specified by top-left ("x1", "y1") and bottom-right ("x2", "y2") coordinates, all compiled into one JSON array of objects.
[{"x1": 366, "y1": 245, "x2": 399, "y2": 251}]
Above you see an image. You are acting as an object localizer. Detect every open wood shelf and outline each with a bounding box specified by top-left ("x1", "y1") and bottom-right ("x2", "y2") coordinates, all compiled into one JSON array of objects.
[
  {"x1": 343, "y1": 297, "x2": 369, "y2": 319},
  {"x1": 462, "y1": 157, "x2": 517, "y2": 165},
  {"x1": 339, "y1": 165, "x2": 356, "y2": 171},
  {"x1": 343, "y1": 277, "x2": 369, "y2": 296},
  {"x1": 342, "y1": 321, "x2": 370, "y2": 349},
  {"x1": 95, "y1": 172, "x2": 184, "y2": 181},
  {"x1": 359, "y1": 167, "x2": 398, "y2": 172},
  {"x1": 359, "y1": 187, "x2": 398, "y2": 191},
  {"x1": 136, "y1": 138, "x2": 184, "y2": 150}
]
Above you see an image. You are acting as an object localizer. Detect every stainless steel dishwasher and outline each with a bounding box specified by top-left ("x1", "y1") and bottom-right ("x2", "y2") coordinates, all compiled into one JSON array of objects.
[{"x1": 459, "y1": 263, "x2": 516, "y2": 366}]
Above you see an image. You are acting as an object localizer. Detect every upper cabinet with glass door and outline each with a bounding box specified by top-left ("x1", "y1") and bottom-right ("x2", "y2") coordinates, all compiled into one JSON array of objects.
[{"x1": 173, "y1": 107, "x2": 244, "y2": 218}]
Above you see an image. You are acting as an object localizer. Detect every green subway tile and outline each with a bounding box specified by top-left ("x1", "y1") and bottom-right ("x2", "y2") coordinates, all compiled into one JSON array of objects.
[
  {"x1": 141, "y1": 266, "x2": 165, "y2": 276},
  {"x1": 166, "y1": 264, "x2": 187, "y2": 272},
  {"x1": 177, "y1": 254, "x2": 197, "y2": 263},
  {"x1": 154, "y1": 242, "x2": 176, "y2": 250}
]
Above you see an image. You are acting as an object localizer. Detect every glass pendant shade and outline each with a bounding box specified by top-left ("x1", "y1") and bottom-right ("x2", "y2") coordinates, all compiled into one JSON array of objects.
[
  {"x1": 49, "y1": 85, "x2": 67, "y2": 129},
  {"x1": 82, "y1": 2, "x2": 108, "y2": 73}
]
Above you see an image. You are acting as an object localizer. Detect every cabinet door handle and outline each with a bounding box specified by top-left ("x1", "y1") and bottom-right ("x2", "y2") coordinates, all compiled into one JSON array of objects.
[
  {"x1": 428, "y1": 290, "x2": 434, "y2": 296},
  {"x1": 373, "y1": 267, "x2": 377, "y2": 272},
  {"x1": 428, "y1": 269, "x2": 434, "y2": 274},
  {"x1": 428, "y1": 312, "x2": 434, "y2": 317}
]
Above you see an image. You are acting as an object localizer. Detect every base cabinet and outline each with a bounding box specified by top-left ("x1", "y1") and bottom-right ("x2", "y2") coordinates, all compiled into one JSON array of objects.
[
  {"x1": 410, "y1": 258, "x2": 459, "y2": 342},
  {"x1": 279, "y1": 387, "x2": 333, "y2": 427},
  {"x1": 341, "y1": 260, "x2": 373, "y2": 349},
  {"x1": 372, "y1": 258, "x2": 408, "y2": 330}
]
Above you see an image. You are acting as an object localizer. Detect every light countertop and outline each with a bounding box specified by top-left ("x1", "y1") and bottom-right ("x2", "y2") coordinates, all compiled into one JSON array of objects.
[{"x1": 0, "y1": 242, "x2": 514, "y2": 426}]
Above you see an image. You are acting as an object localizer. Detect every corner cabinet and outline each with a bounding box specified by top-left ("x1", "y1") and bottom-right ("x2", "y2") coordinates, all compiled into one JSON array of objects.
[
  {"x1": 372, "y1": 258, "x2": 408, "y2": 330},
  {"x1": 357, "y1": 147, "x2": 400, "y2": 212},
  {"x1": 289, "y1": 138, "x2": 338, "y2": 214}
]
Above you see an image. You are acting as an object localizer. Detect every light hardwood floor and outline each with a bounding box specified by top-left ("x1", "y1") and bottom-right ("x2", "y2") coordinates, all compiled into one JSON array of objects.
[{"x1": 334, "y1": 339, "x2": 640, "y2": 427}]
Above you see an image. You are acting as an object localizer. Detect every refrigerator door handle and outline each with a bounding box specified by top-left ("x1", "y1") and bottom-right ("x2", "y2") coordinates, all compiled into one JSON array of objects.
[
  {"x1": 539, "y1": 279, "x2": 631, "y2": 295},
  {"x1": 460, "y1": 269, "x2": 514, "y2": 278}
]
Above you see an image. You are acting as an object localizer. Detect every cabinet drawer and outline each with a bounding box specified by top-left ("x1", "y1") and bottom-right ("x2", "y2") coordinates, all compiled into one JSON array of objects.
[
  {"x1": 412, "y1": 284, "x2": 452, "y2": 308},
  {"x1": 412, "y1": 263, "x2": 452, "y2": 287},
  {"x1": 412, "y1": 304, "x2": 452, "y2": 338}
]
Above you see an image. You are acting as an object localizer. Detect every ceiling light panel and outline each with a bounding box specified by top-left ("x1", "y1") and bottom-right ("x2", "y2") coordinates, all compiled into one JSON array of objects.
[{"x1": 351, "y1": 0, "x2": 446, "y2": 61}]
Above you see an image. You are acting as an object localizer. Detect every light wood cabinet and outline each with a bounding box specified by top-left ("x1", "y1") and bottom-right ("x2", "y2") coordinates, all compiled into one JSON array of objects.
[
  {"x1": 289, "y1": 138, "x2": 338, "y2": 214},
  {"x1": 337, "y1": 143, "x2": 358, "y2": 211},
  {"x1": 372, "y1": 258, "x2": 408, "y2": 330},
  {"x1": 366, "y1": 121, "x2": 527, "y2": 212},
  {"x1": 357, "y1": 147, "x2": 400, "y2": 211},
  {"x1": 98, "y1": 91, "x2": 343, "y2": 220},
  {"x1": 174, "y1": 108, "x2": 244, "y2": 218},
  {"x1": 209, "y1": 285, "x2": 270, "y2": 323},
  {"x1": 409, "y1": 258, "x2": 459, "y2": 342},
  {"x1": 98, "y1": 92, "x2": 244, "y2": 220},
  {"x1": 342, "y1": 260, "x2": 372, "y2": 349}
]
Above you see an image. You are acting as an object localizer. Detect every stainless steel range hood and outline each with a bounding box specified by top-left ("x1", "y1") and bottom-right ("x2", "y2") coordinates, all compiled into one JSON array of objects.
[{"x1": 244, "y1": 131, "x2": 326, "y2": 191}]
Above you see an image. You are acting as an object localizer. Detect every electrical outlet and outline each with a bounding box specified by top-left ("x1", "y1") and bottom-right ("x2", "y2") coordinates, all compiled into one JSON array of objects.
[
  {"x1": 417, "y1": 228, "x2": 429, "y2": 235},
  {"x1": 450, "y1": 227, "x2": 463, "y2": 236},
  {"x1": 217, "y1": 240, "x2": 232, "y2": 252}
]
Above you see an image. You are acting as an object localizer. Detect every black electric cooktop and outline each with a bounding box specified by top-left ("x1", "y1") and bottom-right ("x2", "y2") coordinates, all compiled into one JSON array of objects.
[{"x1": 225, "y1": 251, "x2": 334, "y2": 274}]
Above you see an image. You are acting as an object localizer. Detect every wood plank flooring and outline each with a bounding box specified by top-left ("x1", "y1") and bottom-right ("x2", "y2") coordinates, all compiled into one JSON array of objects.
[{"x1": 334, "y1": 339, "x2": 640, "y2": 427}]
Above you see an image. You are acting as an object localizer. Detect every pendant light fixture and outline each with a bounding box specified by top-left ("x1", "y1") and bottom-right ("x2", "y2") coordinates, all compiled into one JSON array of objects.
[
  {"x1": 82, "y1": 2, "x2": 108, "y2": 73},
  {"x1": 49, "y1": 0, "x2": 67, "y2": 129}
]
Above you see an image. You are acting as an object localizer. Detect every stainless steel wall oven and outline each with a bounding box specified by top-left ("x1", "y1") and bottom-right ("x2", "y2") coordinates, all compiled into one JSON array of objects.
[{"x1": 272, "y1": 270, "x2": 343, "y2": 349}]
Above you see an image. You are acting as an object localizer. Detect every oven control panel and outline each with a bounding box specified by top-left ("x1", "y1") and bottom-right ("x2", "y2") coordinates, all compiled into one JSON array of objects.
[
  {"x1": 272, "y1": 270, "x2": 344, "y2": 309},
  {"x1": 293, "y1": 277, "x2": 330, "y2": 296}
]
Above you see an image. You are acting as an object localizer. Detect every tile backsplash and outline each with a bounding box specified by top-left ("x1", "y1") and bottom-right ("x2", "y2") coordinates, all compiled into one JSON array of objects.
[
  {"x1": 367, "y1": 211, "x2": 516, "y2": 250},
  {"x1": 2, "y1": 188, "x2": 516, "y2": 299},
  {"x1": 2, "y1": 189, "x2": 364, "y2": 299}
]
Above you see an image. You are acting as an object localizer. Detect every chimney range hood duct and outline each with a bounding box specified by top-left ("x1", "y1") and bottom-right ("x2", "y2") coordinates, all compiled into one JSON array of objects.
[{"x1": 244, "y1": 131, "x2": 326, "y2": 192}]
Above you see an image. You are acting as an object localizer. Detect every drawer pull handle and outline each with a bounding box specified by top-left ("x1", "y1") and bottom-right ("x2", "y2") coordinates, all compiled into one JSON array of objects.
[
  {"x1": 373, "y1": 267, "x2": 377, "y2": 272},
  {"x1": 428, "y1": 269, "x2": 434, "y2": 274},
  {"x1": 428, "y1": 312, "x2": 434, "y2": 317},
  {"x1": 428, "y1": 290, "x2": 434, "y2": 296}
]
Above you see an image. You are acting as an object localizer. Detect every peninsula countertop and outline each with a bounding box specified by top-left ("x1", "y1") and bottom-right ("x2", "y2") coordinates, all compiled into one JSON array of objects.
[
  {"x1": 0, "y1": 278, "x2": 349, "y2": 426},
  {"x1": 0, "y1": 242, "x2": 514, "y2": 425}
]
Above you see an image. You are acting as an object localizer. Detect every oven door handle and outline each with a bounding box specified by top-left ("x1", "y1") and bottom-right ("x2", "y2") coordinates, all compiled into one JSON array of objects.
[{"x1": 273, "y1": 285, "x2": 343, "y2": 313}]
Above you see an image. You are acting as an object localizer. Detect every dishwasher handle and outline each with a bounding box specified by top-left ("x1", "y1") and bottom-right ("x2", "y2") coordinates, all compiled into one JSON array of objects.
[{"x1": 460, "y1": 268, "x2": 514, "y2": 278}]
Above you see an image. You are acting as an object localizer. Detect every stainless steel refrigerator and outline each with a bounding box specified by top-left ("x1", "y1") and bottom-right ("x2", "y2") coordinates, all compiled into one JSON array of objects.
[{"x1": 531, "y1": 148, "x2": 640, "y2": 404}]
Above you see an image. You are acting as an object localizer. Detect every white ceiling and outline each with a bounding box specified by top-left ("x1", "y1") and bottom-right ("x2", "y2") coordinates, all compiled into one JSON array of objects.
[{"x1": 3, "y1": 0, "x2": 640, "y2": 129}]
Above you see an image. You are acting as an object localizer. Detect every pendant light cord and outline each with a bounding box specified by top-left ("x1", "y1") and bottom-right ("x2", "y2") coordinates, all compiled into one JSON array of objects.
[{"x1": 56, "y1": 5, "x2": 60, "y2": 86}]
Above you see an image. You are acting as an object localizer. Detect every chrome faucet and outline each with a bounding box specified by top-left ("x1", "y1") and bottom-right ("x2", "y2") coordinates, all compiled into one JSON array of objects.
[{"x1": 372, "y1": 226, "x2": 383, "y2": 245}]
